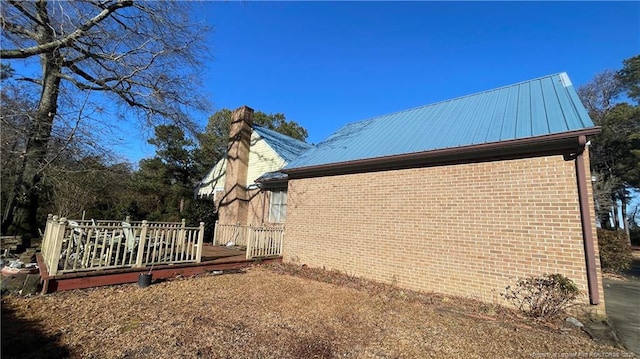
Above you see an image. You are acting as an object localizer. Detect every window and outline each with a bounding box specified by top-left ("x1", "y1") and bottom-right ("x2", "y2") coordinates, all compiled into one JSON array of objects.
[{"x1": 269, "y1": 190, "x2": 287, "y2": 223}]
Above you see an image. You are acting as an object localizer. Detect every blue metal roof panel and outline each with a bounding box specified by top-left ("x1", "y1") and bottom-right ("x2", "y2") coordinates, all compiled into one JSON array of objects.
[
  {"x1": 256, "y1": 170, "x2": 288, "y2": 182},
  {"x1": 285, "y1": 73, "x2": 596, "y2": 170},
  {"x1": 252, "y1": 125, "x2": 313, "y2": 163},
  {"x1": 542, "y1": 77, "x2": 566, "y2": 134}
]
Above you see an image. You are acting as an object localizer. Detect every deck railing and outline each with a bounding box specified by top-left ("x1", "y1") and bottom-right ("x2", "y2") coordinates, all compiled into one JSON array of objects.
[
  {"x1": 213, "y1": 222, "x2": 284, "y2": 259},
  {"x1": 41, "y1": 215, "x2": 204, "y2": 275}
]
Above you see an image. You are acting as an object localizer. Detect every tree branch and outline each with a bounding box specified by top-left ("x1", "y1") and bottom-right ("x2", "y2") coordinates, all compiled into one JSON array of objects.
[
  {"x1": 0, "y1": 0, "x2": 134, "y2": 59},
  {"x1": 1, "y1": 18, "x2": 37, "y2": 38},
  {"x1": 7, "y1": 0, "x2": 43, "y2": 27},
  {"x1": 16, "y1": 77, "x2": 43, "y2": 85}
]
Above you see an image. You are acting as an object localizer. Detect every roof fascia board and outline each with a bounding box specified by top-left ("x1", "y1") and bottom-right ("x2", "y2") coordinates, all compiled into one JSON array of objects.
[{"x1": 284, "y1": 128, "x2": 601, "y2": 179}]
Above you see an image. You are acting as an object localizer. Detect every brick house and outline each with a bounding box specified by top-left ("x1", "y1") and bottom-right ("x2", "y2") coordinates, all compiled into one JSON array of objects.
[
  {"x1": 196, "y1": 106, "x2": 312, "y2": 226},
  {"x1": 280, "y1": 73, "x2": 604, "y2": 309}
]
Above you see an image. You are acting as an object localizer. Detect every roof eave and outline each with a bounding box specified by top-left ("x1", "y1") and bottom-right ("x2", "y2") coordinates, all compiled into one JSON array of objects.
[
  {"x1": 255, "y1": 172, "x2": 289, "y2": 189},
  {"x1": 283, "y1": 127, "x2": 602, "y2": 179},
  {"x1": 256, "y1": 176, "x2": 288, "y2": 185}
]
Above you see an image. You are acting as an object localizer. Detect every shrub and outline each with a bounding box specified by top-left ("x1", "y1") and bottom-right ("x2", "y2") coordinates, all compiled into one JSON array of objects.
[
  {"x1": 597, "y1": 229, "x2": 633, "y2": 274},
  {"x1": 501, "y1": 273, "x2": 581, "y2": 320},
  {"x1": 183, "y1": 198, "x2": 217, "y2": 243}
]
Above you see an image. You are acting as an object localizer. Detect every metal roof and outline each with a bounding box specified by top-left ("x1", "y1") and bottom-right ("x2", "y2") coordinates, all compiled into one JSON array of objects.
[
  {"x1": 252, "y1": 125, "x2": 313, "y2": 163},
  {"x1": 285, "y1": 72, "x2": 595, "y2": 170},
  {"x1": 255, "y1": 170, "x2": 288, "y2": 183}
]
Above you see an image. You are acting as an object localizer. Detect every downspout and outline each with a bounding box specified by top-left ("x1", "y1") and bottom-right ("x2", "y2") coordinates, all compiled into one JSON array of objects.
[{"x1": 574, "y1": 135, "x2": 599, "y2": 305}]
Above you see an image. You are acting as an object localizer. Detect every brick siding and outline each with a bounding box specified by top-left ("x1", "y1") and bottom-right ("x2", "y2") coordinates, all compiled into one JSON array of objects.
[{"x1": 284, "y1": 152, "x2": 603, "y2": 308}]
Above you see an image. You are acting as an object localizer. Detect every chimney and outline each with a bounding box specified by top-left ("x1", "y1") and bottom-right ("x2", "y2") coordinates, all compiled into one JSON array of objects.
[{"x1": 219, "y1": 105, "x2": 254, "y2": 225}]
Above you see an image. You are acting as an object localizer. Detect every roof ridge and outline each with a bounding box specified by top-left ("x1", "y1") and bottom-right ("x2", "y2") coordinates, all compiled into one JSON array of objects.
[
  {"x1": 252, "y1": 124, "x2": 311, "y2": 146},
  {"x1": 361, "y1": 72, "x2": 567, "y2": 123}
]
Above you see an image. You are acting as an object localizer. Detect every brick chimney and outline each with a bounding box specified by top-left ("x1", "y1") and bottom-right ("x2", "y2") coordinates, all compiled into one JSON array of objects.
[{"x1": 219, "y1": 106, "x2": 254, "y2": 225}]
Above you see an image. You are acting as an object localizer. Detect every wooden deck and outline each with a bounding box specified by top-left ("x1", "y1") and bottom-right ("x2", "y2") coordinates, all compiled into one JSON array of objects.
[{"x1": 37, "y1": 244, "x2": 280, "y2": 293}]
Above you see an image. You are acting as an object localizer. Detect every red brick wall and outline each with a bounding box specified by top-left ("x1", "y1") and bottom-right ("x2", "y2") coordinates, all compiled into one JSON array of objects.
[{"x1": 284, "y1": 152, "x2": 603, "y2": 307}]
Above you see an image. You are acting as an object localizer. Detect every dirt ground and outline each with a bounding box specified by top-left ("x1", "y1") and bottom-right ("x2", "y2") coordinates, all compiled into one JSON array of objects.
[{"x1": 1, "y1": 264, "x2": 635, "y2": 359}]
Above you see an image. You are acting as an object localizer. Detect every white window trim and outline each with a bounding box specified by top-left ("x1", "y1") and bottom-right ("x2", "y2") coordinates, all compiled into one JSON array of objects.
[{"x1": 268, "y1": 190, "x2": 287, "y2": 223}]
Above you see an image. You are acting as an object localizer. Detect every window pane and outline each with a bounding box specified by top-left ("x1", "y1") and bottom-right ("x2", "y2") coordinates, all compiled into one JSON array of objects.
[
  {"x1": 268, "y1": 190, "x2": 287, "y2": 223},
  {"x1": 269, "y1": 204, "x2": 279, "y2": 223}
]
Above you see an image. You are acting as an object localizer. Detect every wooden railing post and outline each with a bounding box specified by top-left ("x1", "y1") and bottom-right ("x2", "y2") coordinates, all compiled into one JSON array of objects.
[
  {"x1": 279, "y1": 228, "x2": 284, "y2": 256},
  {"x1": 42, "y1": 215, "x2": 53, "y2": 262},
  {"x1": 179, "y1": 219, "x2": 186, "y2": 250},
  {"x1": 212, "y1": 221, "x2": 219, "y2": 245},
  {"x1": 196, "y1": 222, "x2": 204, "y2": 263},
  {"x1": 135, "y1": 220, "x2": 148, "y2": 267},
  {"x1": 245, "y1": 226, "x2": 253, "y2": 260},
  {"x1": 48, "y1": 217, "x2": 67, "y2": 276},
  {"x1": 43, "y1": 214, "x2": 53, "y2": 245},
  {"x1": 42, "y1": 215, "x2": 54, "y2": 272}
]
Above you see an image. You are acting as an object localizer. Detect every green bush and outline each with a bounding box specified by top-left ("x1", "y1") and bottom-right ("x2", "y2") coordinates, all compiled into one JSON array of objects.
[
  {"x1": 501, "y1": 273, "x2": 581, "y2": 320},
  {"x1": 183, "y1": 198, "x2": 217, "y2": 243},
  {"x1": 597, "y1": 229, "x2": 633, "y2": 274}
]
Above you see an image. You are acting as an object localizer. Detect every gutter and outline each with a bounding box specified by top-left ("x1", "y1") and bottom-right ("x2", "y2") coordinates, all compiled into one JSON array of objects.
[
  {"x1": 283, "y1": 128, "x2": 602, "y2": 179},
  {"x1": 574, "y1": 135, "x2": 599, "y2": 305}
]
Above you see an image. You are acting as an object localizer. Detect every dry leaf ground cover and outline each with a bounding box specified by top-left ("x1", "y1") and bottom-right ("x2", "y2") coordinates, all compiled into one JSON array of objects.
[{"x1": 1, "y1": 264, "x2": 633, "y2": 359}]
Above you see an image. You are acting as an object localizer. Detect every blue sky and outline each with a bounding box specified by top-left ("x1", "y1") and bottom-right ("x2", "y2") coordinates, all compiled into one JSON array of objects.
[
  {"x1": 9, "y1": 1, "x2": 640, "y2": 161},
  {"x1": 169, "y1": 1, "x2": 639, "y2": 157}
]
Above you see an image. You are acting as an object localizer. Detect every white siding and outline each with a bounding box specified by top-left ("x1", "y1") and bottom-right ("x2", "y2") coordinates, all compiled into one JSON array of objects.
[
  {"x1": 247, "y1": 131, "x2": 286, "y2": 184},
  {"x1": 197, "y1": 131, "x2": 285, "y2": 197},
  {"x1": 197, "y1": 158, "x2": 227, "y2": 197}
]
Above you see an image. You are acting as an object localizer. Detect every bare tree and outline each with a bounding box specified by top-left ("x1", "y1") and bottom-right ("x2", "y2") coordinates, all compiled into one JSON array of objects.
[
  {"x1": 578, "y1": 70, "x2": 623, "y2": 231},
  {"x1": 577, "y1": 70, "x2": 622, "y2": 125},
  {"x1": 0, "y1": 0, "x2": 210, "y2": 236},
  {"x1": 1, "y1": 80, "x2": 36, "y2": 230},
  {"x1": 579, "y1": 66, "x2": 640, "y2": 244}
]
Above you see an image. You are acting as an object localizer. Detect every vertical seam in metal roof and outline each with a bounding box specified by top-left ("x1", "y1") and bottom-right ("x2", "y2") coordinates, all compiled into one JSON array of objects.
[
  {"x1": 541, "y1": 80, "x2": 551, "y2": 134},
  {"x1": 455, "y1": 93, "x2": 478, "y2": 146},
  {"x1": 565, "y1": 81, "x2": 591, "y2": 128},
  {"x1": 514, "y1": 85, "x2": 521, "y2": 138},
  {"x1": 499, "y1": 87, "x2": 510, "y2": 141},
  {"x1": 485, "y1": 90, "x2": 503, "y2": 143},
  {"x1": 473, "y1": 91, "x2": 493, "y2": 144},
  {"x1": 529, "y1": 81, "x2": 534, "y2": 137},
  {"x1": 432, "y1": 100, "x2": 461, "y2": 148},
  {"x1": 552, "y1": 75, "x2": 569, "y2": 131}
]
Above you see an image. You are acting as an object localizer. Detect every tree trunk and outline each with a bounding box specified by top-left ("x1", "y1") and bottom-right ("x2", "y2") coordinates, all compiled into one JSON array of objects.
[
  {"x1": 611, "y1": 194, "x2": 620, "y2": 229},
  {"x1": 1, "y1": 193, "x2": 16, "y2": 234},
  {"x1": 600, "y1": 210, "x2": 612, "y2": 230},
  {"x1": 621, "y1": 194, "x2": 631, "y2": 245},
  {"x1": 4, "y1": 2, "x2": 62, "y2": 238}
]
